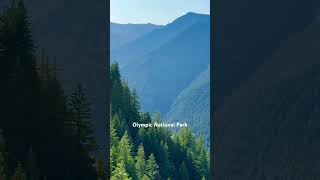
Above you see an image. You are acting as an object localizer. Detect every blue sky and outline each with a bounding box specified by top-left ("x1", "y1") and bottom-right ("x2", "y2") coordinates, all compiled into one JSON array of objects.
[{"x1": 111, "y1": 0, "x2": 210, "y2": 25}]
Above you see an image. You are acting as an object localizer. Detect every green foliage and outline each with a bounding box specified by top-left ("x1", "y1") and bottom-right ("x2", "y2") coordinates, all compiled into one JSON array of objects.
[
  {"x1": 145, "y1": 154, "x2": 159, "y2": 180},
  {"x1": 0, "y1": 1, "x2": 99, "y2": 179},
  {"x1": 166, "y1": 66, "x2": 210, "y2": 148},
  {"x1": 69, "y1": 83, "x2": 98, "y2": 154},
  {"x1": 109, "y1": 62, "x2": 210, "y2": 179},
  {"x1": 178, "y1": 161, "x2": 189, "y2": 180},
  {"x1": 111, "y1": 162, "x2": 131, "y2": 180},
  {"x1": 135, "y1": 144, "x2": 146, "y2": 179},
  {"x1": 195, "y1": 139, "x2": 209, "y2": 179},
  {"x1": 117, "y1": 132, "x2": 136, "y2": 179}
]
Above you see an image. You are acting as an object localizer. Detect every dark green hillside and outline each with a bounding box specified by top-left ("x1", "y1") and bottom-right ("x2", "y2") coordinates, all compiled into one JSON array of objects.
[
  {"x1": 0, "y1": 0, "x2": 108, "y2": 151},
  {"x1": 215, "y1": 18, "x2": 320, "y2": 179},
  {"x1": 122, "y1": 21, "x2": 210, "y2": 114},
  {"x1": 166, "y1": 66, "x2": 210, "y2": 148},
  {"x1": 0, "y1": 2, "x2": 103, "y2": 179}
]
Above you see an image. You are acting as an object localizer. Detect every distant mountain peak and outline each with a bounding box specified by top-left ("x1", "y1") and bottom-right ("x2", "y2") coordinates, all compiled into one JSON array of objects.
[
  {"x1": 185, "y1": 11, "x2": 207, "y2": 16},
  {"x1": 168, "y1": 11, "x2": 210, "y2": 26}
]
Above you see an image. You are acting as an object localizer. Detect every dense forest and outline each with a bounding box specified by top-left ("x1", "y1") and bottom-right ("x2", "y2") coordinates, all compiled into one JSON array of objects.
[
  {"x1": 110, "y1": 62, "x2": 210, "y2": 180},
  {"x1": 0, "y1": 1, "x2": 105, "y2": 179}
]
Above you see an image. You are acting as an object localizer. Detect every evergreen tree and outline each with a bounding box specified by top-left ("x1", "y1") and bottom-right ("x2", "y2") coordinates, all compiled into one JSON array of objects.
[
  {"x1": 69, "y1": 83, "x2": 98, "y2": 154},
  {"x1": 110, "y1": 116, "x2": 119, "y2": 172},
  {"x1": 141, "y1": 175, "x2": 150, "y2": 180},
  {"x1": 135, "y1": 144, "x2": 146, "y2": 179},
  {"x1": 195, "y1": 139, "x2": 209, "y2": 179},
  {"x1": 140, "y1": 112, "x2": 151, "y2": 124},
  {"x1": 178, "y1": 161, "x2": 189, "y2": 180},
  {"x1": 111, "y1": 162, "x2": 131, "y2": 180},
  {"x1": 111, "y1": 113, "x2": 126, "y2": 138},
  {"x1": 1, "y1": 0, "x2": 42, "y2": 164},
  {"x1": 177, "y1": 128, "x2": 196, "y2": 152},
  {"x1": 130, "y1": 89, "x2": 140, "y2": 123},
  {"x1": 11, "y1": 163, "x2": 26, "y2": 180},
  {"x1": 117, "y1": 132, "x2": 136, "y2": 179},
  {"x1": 110, "y1": 63, "x2": 123, "y2": 114},
  {"x1": 145, "y1": 154, "x2": 159, "y2": 180},
  {"x1": 158, "y1": 141, "x2": 173, "y2": 178}
]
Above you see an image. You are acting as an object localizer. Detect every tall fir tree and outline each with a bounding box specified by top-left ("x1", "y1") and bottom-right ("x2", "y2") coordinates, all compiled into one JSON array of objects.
[
  {"x1": 135, "y1": 144, "x2": 146, "y2": 179},
  {"x1": 111, "y1": 162, "x2": 131, "y2": 180},
  {"x1": 178, "y1": 161, "x2": 189, "y2": 180},
  {"x1": 195, "y1": 138, "x2": 209, "y2": 179},
  {"x1": 110, "y1": 62, "x2": 123, "y2": 114},
  {"x1": 158, "y1": 141, "x2": 174, "y2": 178},
  {"x1": 117, "y1": 132, "x2": 136, "y2": 180},
  {"x1": 1, "y1": 0, "x2": 42, "y2": 166},
  {"x1": 69, "y1": 83, "x2": 98, "y2": 154},
  {"x1": 145, "y1": 154, "x2": 159, "y2": 180},
  {"x1": 110, "y1": 115, "x2": 119, "y2": 173}
]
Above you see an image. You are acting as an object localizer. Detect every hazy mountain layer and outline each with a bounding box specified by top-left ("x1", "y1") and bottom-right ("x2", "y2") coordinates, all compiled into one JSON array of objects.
[
  {"x1": 122, "y1": 20, "x2": 210, "y2": 115},
  {"x1": 110, "y1": 22, "x2": 162, "y2": 51},
  {"x1": 111, "y1": 12, "x2": 210, "y2": 68}
]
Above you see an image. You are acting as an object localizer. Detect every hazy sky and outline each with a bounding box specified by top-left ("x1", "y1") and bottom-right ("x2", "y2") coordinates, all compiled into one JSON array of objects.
[{"x1": 111, "y1": 0, "x2": 210, "y2": 25}]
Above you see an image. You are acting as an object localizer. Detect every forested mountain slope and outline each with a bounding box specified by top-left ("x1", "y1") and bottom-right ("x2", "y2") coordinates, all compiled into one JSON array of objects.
[
  {"x1": 166, "y1": 66, "x2": 210, "y2": 148},
  {"x1": 215, "y1": 17, "x2": 320, "y2": 179},
  {"x1": 0, "y1": 0, "x2": 107, "y2": 150}
]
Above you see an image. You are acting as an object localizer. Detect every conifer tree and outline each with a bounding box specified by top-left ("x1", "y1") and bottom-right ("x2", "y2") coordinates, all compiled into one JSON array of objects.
[
  {"x1": 145, "y1": 154, "x2": 159, "y2": 180},
  {"x1": 110, "y1": 63, "x2": 123, "y2": 114},
  {"x1": 111, "y1": 162, "x2": 131, "y2": 180},
  {"x1": 178, "y1": 161, "x2": 189, "y2": 180},
  {"x1": 135, "y1": 144, "x2": 146, "y2": 179},
  {"x1": 1, "y1": 0, "x2": 42, "y2": 166},
  {"x1": 141, "y1": 175, "x2": 150, "y2": 180},
  {"x1": 195, "y1": 139, "x2": 209, "y2": 179},
  {"x1": 69, "y1": 83, "x2": 98, "y2": 154},
  {"x1": 158, "y1": 141, "x2": 173, "y2": 178},
  {"x1": 117, "y1": 132, "x2": 136, "y2": 179},
  {"x1": 112, "y1": 113, "x2": 126, "y2": 138},
  {"x1": 110, "y1": 116, "x2": 119, "y2": 173},
  {"x1": 178, "y1": 128, "x2": 196, "y2": 152},
  {"x1": 130, "y1": 89, "x2": 140, "y2": 122}
]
